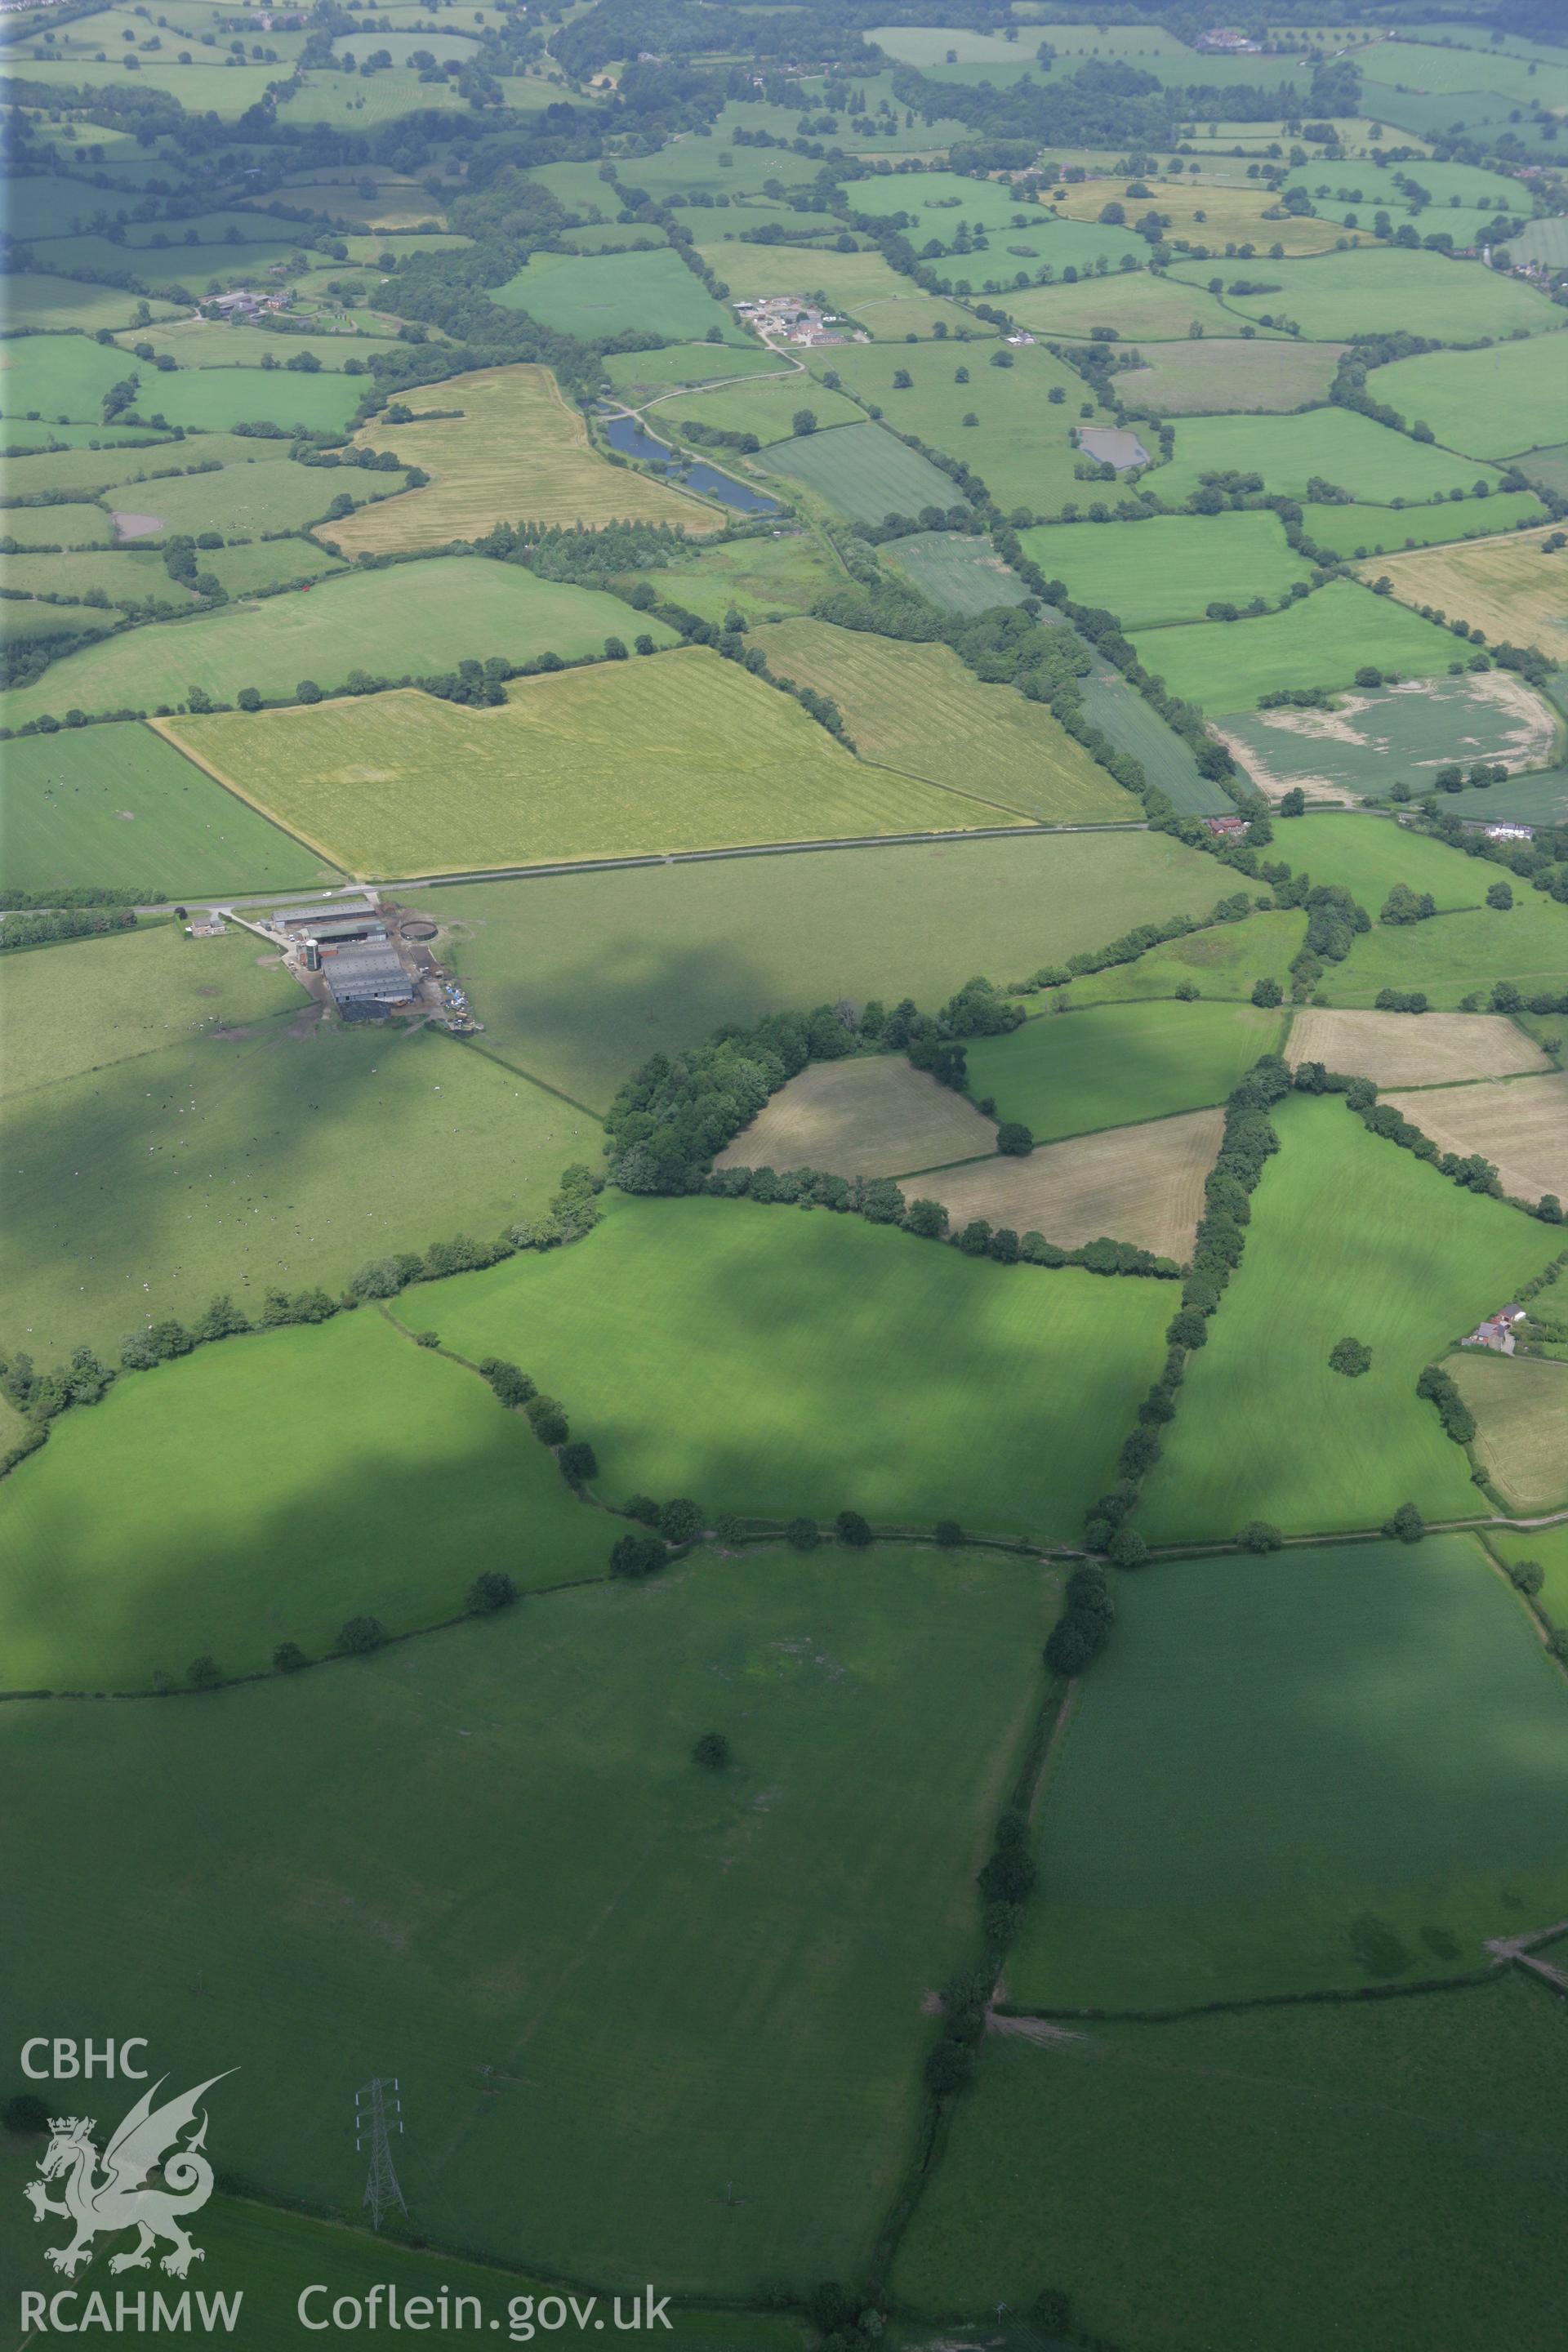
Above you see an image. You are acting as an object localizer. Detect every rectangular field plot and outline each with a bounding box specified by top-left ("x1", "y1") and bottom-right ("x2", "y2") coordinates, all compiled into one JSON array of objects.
[
  {"x1": 1269, "y1": 810, "x2": 1487, "y2": 912},
  {"x1": 1383, "y1": 1073, "x2": 1568, "y2": 1209},
  {"x1": 394, "y1": 1196, "x2": 1173, "y2": 1544},
  {"x1": 1117, "y1": 334, "x2": 1345, "y2": 414},
  {"x1": 1138, "y1": 580, "x2": 1461, "y2": 710},
  {"x1": 964, "y1": 1000, "x2": 1285, "y2": 1144},
  {"x1": 0, "y1": 272, "x2": 185, "y2": 332},
  {"x1": 892, "y1": 1981, "x2": 1568, "y2": 2352},
  {"x1": 3, "y1": 559, "x2": 647, "y2": 729},
  {"x1": 1325, "y1": 897, "x2": 1568, "y2": 1009},
  {"x1": 0, "y1": 723, "x2": 332, "y2": 899},
  {"x1": 1437, "y1": 764, "x2": 1568, "y2": 828},
  {"x1": 759, "y1": 421, "x2": 962, "y2": 524},
  {"x1": 0, "y1": 1312, "x2": 610, "y2": 1690},
  {"x1": 715, "y1": 1058, "x2": 995, "y2": 1181},
  {"x1": 695, "y1": 240, "x2": 969, "y2": 318},
  {"x1": 601, "y1": 342, "x2": 797, "y2": 399},
  {"x1": 915, "y1": 1108, "x2": 1223, "y2": 1263},
  {"x1": 318, "y1": 364, "x2": 723, "y2": 555},
  {"x1": 1221, "y1": 669, "x2": 1559, "y2": 799},
  {"x1": 1361, "y1": 531, "x2": 1568, "y2": 660},
  {"x1": 879, "y1": 531, "x2": 1029, "y2": 613},
  {"x1": 1287, "y1": 1009, "x2": 1548, "y2": 1088},
  {"x1": 1139, "y1": 1093, "x2": 1561, "y2": 1544},
  {"x1": 660, "y1": 374, "x2": 864, "y2": 446},
  {"x1": 1013, "y1": 1537, "x2": 1568, "y2": 2006},
  {"x1": 103, "y1": 454, "x2": 378, "y2": 541},
  {"x1": 1150, "y1": 407, "x2": 1503, "y2": 508},
  {"x1": 166, "y1": 651, "x2": 988, "y2": 878},
  {"x1": 495, "y1": 247, "x2": 744, "y2": 342},
  {"x1": 1170, "y1": 246, "x2": 1557, "y2": 341},
  {"x1": 1008, "y1": 270, "x2": 1284, "y2": 343},
  {"x1": 749, "y1": 620, "x2": 1134, "y2": 825},
  {"x1": 1450, "y1": 1356, "x2": 1568, "y2": 1517},
  {"x1": 1022, "y1": 510, "x2": 1311, "y2": 630},
  {"x1": 1071, "y1": 650, "x2": 1235, "y2": 816},
  {"x1": 1372, "y1": 335, "x2": 1568, "y2": 464},
  {"x1": 1300, "y1": 492, "x2": 1551, "y2": 561}
]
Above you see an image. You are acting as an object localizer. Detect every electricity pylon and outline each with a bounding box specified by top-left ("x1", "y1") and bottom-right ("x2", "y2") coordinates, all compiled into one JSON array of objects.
[{"x1": 354, "y1": 2077, "x2": 408, "y2": 2231}]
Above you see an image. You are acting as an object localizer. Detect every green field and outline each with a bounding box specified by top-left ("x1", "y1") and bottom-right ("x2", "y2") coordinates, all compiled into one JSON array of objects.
[
  {"x1": 1372, "y1": 335, "x2": 1568, "y2": 463},
  {"x1": 114, "y1": 362, "x2": 363, "y2": 436},
  {"x1": 1066, "y1": 909, "x2": 1307, "y2": 1009},
  {"x1": 166, "y1": 649, "x2": 990, "y2": 878},
  {"x1": 1071, "y1": 644, "x2": 1236, "y2": 816},
  {"x1": 964, "y1": 999, "x2": 1285, "y2": 1143},
  {"x1": 879, "y1": 530, "x2": 1030, "y2": 613},
  {"x1": 1022, "y1": 510, "x2": 1312, "y2": 629},
  {"x1": 33, "y1": 230, "x2": 319, "y2": 295},
  {"x1": 0, "y1": 1310, "x2": 612, "y2": 1690},
  {"x1": 693, "y1": 240, "x2": 961, "y2": 319},
  {"x1": 394, "y1": 1194, "x2": 1169, "y2": 1542},
  {"x1": 1139, "y1": 1091, "x2": 1561, "y2": 1544},
  {"x1": 0, "y1": 1544, "x2": 1053, "y2": 2290},
  {"x1": 103, "y1": 453, "x2": 381, "y2": 540},
  {"x1": 750, "y1": 619, "x2": 1134, "y2": 825},
  {"x1": 1171, "y1": 246, "x2": 1557, "y2": 341},
  {"x1": 660, "y1": 373, "x2": 865, "y2": 445},
  {"x1": 892, "y1": 1980, "x2": 1568, "y2": 2352},
  {"x1": 1437, "y1": 764, "x2": 1568, "y2": 828},
  {"x1": 2, "y1": 546, "x2": 184, "y2": 605},
  {"x1": 2, "y1": 559, "x2": 649, "y2": 728},
  {"x1": 1299, "y1": 489, "x2": 1550, "y2": 560},
  {"x1": 624, "y1": 528, "x2": 841, "y2": 624},
  {"x1": 0, "y1": 332, "x2": 139, "y2": 423},
  {"x1": 1136, "y1": 579, "x2": 1463, "y2": 710},
  {"x1": 0, "y1": 500, "x2": 116, "y2": 548},
  {"x1": 760, "y1": 421, "x2": 969, "y2": 523},
  {"x1": 1150, "y1": 407, "x2": 1504, "y2": 507},
  {"x1": 203, "y1": 536, "x2": 348, "y2": 595},
  {"x1": 1490, "y1": 1521, "x2": 1568, "y2": 1628},
  {"x1": 0, "y1": 270, "x2": 185, "y2": 331},
  {"x1": 1277, "y1": 811, "x2": 1494, "y2": 911},
  {"x1": 1323, "y1": 891, "x2": 1568, "y2": 1009},
  {"x1": 1, "y1": 720, "x2": 329, "y2": 896},
  {"x1": 1119, "y1": 333, "x2": 1345, "y2": 413},
  {"x1": 418, "y1": 829, "x2": 1232, "y2": 1111},
  {"x1": 1013, "y1": 1536, "x2": 1568, "y2": 2007},
  {"x1": 601, "y1": 342, "x2": 797, "y2": 399},
  {"x1": 1, "y1": 431, "x2": 307, "y2": 497},
  {"x1": 1225, "y1": 679, "x2": 1561, "y2": 800},
  {"x1": 496, "y1": 247, "x2": 744, "y2": 343},
  {"x1": 1008, "y1": 270, "x2": 1285, "y2": 343}
]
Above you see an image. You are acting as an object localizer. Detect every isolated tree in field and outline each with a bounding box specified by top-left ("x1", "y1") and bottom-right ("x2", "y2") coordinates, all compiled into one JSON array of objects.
[
  {"x1": 1487, "y1": 880, "x2": 1514, "y2": 911},
  {"x1": 791, "y1": 408, "x2": 817, "y2": 434},
  {"x1": 1379, "y1": 883, "x2": 1436, "y2": 925},
  {"x1": 272, "y1": 1641, "x2": 307, "y2": 1673},
  {"x1": 1251, "y1": 977, "x2": 1283, "y2": 1006},
  {"x1": 693, "y1": 1731, "x2": 731, "y2": 1771},
  {"x1": 1238, "y1": 1521, "x2": 1283, "y2": 1552},
  {"x1": 996, "y1": 1120, "x2": 1033, "y2": 1156},
  {"x1": 1174, "y1": 978, "x2": 1200, "y2": 1000},
  {"x1": 337, "y1": 1615, "x2": 385, "y2": 1655},
  {"x1": 891, "y1": 368, "x2": 912, "y2": 390},
  {"x1": 934, "y1": 1518, "x2": 962, "y2": 1548},
  {"x1": 466, "y1": 1569, "x2": 518, "y2": 1615},
  {"x1": 1329, "y1": 1335, "x2": 1372, "y2": 1377}
]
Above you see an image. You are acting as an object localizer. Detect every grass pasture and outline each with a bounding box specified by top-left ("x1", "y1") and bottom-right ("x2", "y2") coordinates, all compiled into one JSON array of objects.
[
  {"x1": 114, "y1": 363, "x2": 362, "y2": 437},
  {"x1": 1287, "y1": 1008, "x2": 1547, "y2": 1088},
  {"x1": 0, "y1": 272, "x2": 185, "y2": 332},
  {"x1": 1138, "y1": 579, "x2": 1461, "y2": 709},
  {"x1": 878, "y1": 531, "x2": 1029, "y2": 613},
  {"x1": 104, "y1": 454, "x2": 376, "y2": 541},
  {"x1": 624, "y1": 530, "x2": 840, "y2": 624},
  {"x1": 1007, "y1": 270, "x2": 1285, "y2": 343},
  {"x1": 1383, "y1": 1073, "x2": 1568, "y2": 1209},
  {"x1": 1172, "y1": 246, "x2": 1558, "y2": 341},
  {"x1": 600, "y1": 342, "x2": 793, "y2": 399},
  {"x1": 714, "y1": 1056, "x2": 995, "y2": 1179},
  {"x1": 1372, "y1": 334, "x2": 1568, "y2": 462},
  {"x1": 1325, "y1": 898, "x2": 1568, "y2": 1009},
  {"x1": 1118, "y1": 333, "x2": 1345, "y2": 413},
  {"x1": 1491, "y1": 1522, "x2": 1568, "y2": 1624},
  {"x1": 749, "y1": 619, "x2": 1134, "y2": 824},
  {"x1": 759, "y1": 421, "x2": 967, "y2": 524},
  {"x1": 1451, "y1": 1354, "x2": 1568, "y2": 1517},
  {"x1": 1139, "y1": 1092, "x2": 1561, "y2": 1544},
  {"x1": 496, "y1": 247, "x2": 743, "y2": 343},
  {"x1": 964, "y1": 999, "x2": 1284, "y2": 1144},
  {"x1": 1021, "y1": 510, "x2": 1311, "y2": 629},
  {"x1": 393, "y1": 1195, "x2": 1172, "y2": 1543},
  {"x1": 1299, "y1": 490, "x2": 1550, "y2": 560},
  {"x1": 1067, "y1": 909, "x2": 1307, "y2": 1009},
  {"x1": 1435, "y1": 764, "x2": 1568, "y2": 828},
  {"x1": 112, "y1": 317, "x2": 403, "y2": 372},
  {"x1": 693, "y1": 240, "x2": 960, "y2": 320},
  {"x1": 1272, "y1": 810, "x2": 1490, "y2": 913},
  {"x1": 915, "y1": 1107, "x2": 1223, "y2": 1263},
  {"x1": 166, "y1": 649, "x2": 994, "y2": 876},
  {"x1": 0, "y1": 332, "x2": 140, "y2": 424},
  {"x1": 1221, "y1": 670, "x2": 1561, "y2": 799},
  {"x1": 1151, "y1": 407, "x2": 1503, "y2": 506},
  {"x1": 0, "y1": 721, "x2": 331, "y2": 898},
  {"x1": 1013, "y1": 1536, "x2": 1568, "y2": 2008},
  {"x1": 0, "y1": 1312, "x2": 610, "y2": 1690},
  {"x1": 659, "y1": 375, "x2": 864, "y2": 446},
  {"x1": 0, "y1": 432, "x2": 305, "y2": 498},
  {"x1": 1071, "y1": 648, "x2": 1236, "y2": 816},
  {"x1": 2, "y1": 559, "x2": 646, "y2": 728},
  {"x1": 1361, "y1": 531, "x2": 1568, "y2": 661}
]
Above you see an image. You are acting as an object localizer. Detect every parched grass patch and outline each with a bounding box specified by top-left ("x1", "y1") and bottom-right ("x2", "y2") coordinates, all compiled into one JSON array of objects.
[
  {"x1": 1171, "y1": 245, "x2": 1558, "y2": 341},
  {"x1": 893, "y1": 1967, "x2": 1568, "y2": 2351},
  {"x1": 3, "y1": 558, "x2": 644, "y2": 728},
  {"x1": 1139, "y1": 1092, "x2": 1561, "y2": 1544},
  {"x1": 397, "y1": 1195, "x2": 1172, "y2": 1543},
  {"x1": 1360, "y1": 529, "x2": 1568, "y2": 660},
  {"x1": 964, "y1": 1000, "x2": 1285, "y2": 1144},
  {"x1": 1450, "y1": 1353, "x2": 1568, "y2": 1517},
  {"x1": 757, "y1": 421, "x2": 961, "y2": 524},
  {"x1": 318, "y1": 364, "x2": 723, "y2": 554},
  {"x1": 715, "y1": 1057, "x2": 994, "y2": 1180},
  {"x1": 1021, "y1": 510, "x2": 1312, "y2": 629},
  {"x1": 1373, "y1": 335, "x2": 1568, "y2": 463},
  {"x1": 879, "y1": 531, "x2": 1030, "y2": 614},
  {"x1": 1383, "y1": 1072, "x2": 1568, "y2": 1209},
  {"x1": 918, "y1": 1107, "x2": 1223, "y2": 1263},
  {"x1": 1135, "y1": 579, "x2": 1462, "y2": 710},
  {"x1": 1221, "y1": 670, "x2": 1560, "y2": 800},
  {"x1": 166, "y1": 648, "x2": 992, "y2": 878},
  {"x1": 0, "y1": 1312, "x2": 610, "y2": 1690},
  {"x1": 495, "y1": 247, "x2": 743, "y2": 343},
  {"x1": 1287, "y1": 1008, "x2": 1548, "y2": 1089},
  {"x1": 0, "y1": 1543, "x2": 1052, "y2": 2295},
  {"x1": 749, "y1": 619, "x2": 1134, "y2": 824},
  {"x1": 1151, "y1": 407, "x2": 1503, "y2": 507},
  {"x1": 1301, "y1": 490, "x2": 1551, "y2": 562},
  {"x1": 1118, "y1": 333, "x2": 1346, "y2": 413}
]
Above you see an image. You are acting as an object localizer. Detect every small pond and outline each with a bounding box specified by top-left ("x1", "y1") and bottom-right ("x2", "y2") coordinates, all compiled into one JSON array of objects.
[{"x1": 601, "y1": 412, "x2": 782, "y2": 514}]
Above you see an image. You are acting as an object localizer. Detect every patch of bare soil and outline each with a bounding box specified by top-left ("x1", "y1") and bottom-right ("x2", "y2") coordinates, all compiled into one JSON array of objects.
[
  {"x1": 111, "y1": 512, "x2": 163, "y2": 537},
  {"x1": 987, "y1": 2012, "x2": 1092, "y2": 2049}
]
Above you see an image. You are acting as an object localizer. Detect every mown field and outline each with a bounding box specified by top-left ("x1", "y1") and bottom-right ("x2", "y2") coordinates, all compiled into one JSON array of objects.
[
  {"x1": 1373, "y1": 334, "x2": 1568, "y2": 463},
  {"x1": 1451, "y1": 1354, "x2": 1568, "y2": 1517},
  {"x1": 1222, "y1": 670, "x2": 1559, "y2": 798},
  {"x1": 421, "y1": 829, "x2": 1232, "y2": 1111},
  {"x1": 393, "y1": 1195, "x2": 1171, "y2": 1542},
  {"x1": 0, "y1": 1311, "x2": 612, "y2": 1690},
  {"x1": 1382, "y1": 1072, "x2": 1568, "y2": 1209},
  {"x1": 166, "y1": 650, "x2": 987, "y2": 877},
  {"x1": 319, "y1": 363, "x2": 724, "y2": 553},
  {"x1": 1285, "y1": 1007, "x2": 1546, "y2": 1088},
  {"x1": 1150, "y1": 406, "x2": 1503, "y2": 506},
  {"x1": 964, "y1": 999, "x2": 1285, "y2": 1143},
  {"x1": 1143, "y1": 579, "x2": 1462, "y2": 709},
  {"x1": 893, "y1": 1978, "x2": 1568, "y2": 2352},
  {"x1": 918, "y1": 1107, "x2": 1223, "y2": 1263},
  {"x1": 759, "y1": 421, "x2": 964, "y2": 524},
  {"x1": 750, "y1": 619, "x2": 1134, "y2": 824},
  {"x1": 879, "y1": 531, "x2": 1029, "y2": 613},
  {"x1": 1022, "y1": 510, "x2": 1311, "y2": 629},
  {"x1": 0, "y1": 1544, "x2": 1052, "y2": 2292},
  {"x1": 1361, "y1": 529, "x2": 1568, "y2": 658},
  {"x1": 1170, "y1": 246, "x2": 1557, "y2": 340},
  {"x1": 715, "y1": 1057, "x2": 995, "y2": 1181},
  {"x1": 496, "y1": 247, "x2": 743, "y2": 342},
  {"x1": 122, "y1": 455, "x2": 390, "y2": 539},
  {"x1": 3, "y1": 559, "x2": 646, "y2": 727},
  {"x1": 1138, "y1": 1092, "x2": 1561, "y2": 1544}
]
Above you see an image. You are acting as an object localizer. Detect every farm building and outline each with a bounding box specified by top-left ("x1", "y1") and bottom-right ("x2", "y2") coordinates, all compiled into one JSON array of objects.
[
  {"x1": 320, "y1": 940, "x2": 412, "y2": 1008},
  {"x1": 273, "y1": 897, "x2": 383, "y2": 944},
  {"x1": 1463, "y1": 1304, "x2": 1527, "y2": 1353}
]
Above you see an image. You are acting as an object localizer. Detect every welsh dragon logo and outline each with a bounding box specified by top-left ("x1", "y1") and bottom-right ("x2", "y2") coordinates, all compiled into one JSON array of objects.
[{"x1": 24, "y1": 2074, "x2": 234, "y2": 2280}]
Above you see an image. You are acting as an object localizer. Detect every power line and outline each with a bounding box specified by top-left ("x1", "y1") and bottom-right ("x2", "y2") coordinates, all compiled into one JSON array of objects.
[{"x1": 354, "y1": 2078, "x2": 408, "y2": 2232}]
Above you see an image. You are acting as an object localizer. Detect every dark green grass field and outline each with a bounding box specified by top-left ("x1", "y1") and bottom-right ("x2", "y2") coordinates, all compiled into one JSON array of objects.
[
  {"x1": 964, "y1": 1000, "x2": 1285, "y2": 1143},
  {"x1": 1300, "y1": 488, "x2": 1549, "y2": 560},
  {"x1": 392, "y1": 1196, "x2": 1171, "y2": 1544},
  {"x1": 1321, "y1": 891, "x2": 1568, "y2": 1009},
  {"x1": 1138, "y1": 1093, "x2": 1561, "y2": 1543},
  {"x1": 0, "y1": 1544, "x2": 1054, "y2": 2293},
  {"x1": 1071, "y1": 653, "x2": 1235, "y2": 817},
  {"x1": 1022, "y1": 510, "x2": 1312, "y2": 629},
  {"x1": 1281, "y1": 812, "x2": 1491, "y2": 912},
  {"x1": 1010, "y1": 1537, "x2": 1568, "y2": 2007},
  {"x1": 1138, "y1": 580, "x2": 1463, "y2": 710},
  {"x1": 1169, "y1": 244, "x2": 1557, "y2": 341},
  {"x1": 495, "y1": 247, "x2": 743, "y2": 342},
  {"x1": 0, "y1": 721, "x2": 332, "y2": 895},
  {"x1": 891, "y1": 1977, "x2": 1568, "y2": 2352},
  {"x1": 421, "y1": 830, "x2": 1230, "y2": 1112},
  {"x1": 758, "y1": 421, "x2": 964, "y2": 523},
  {"x1": 1437, "y1": 764, "x2": 1568, "y2": 828},
  {"x1": 0, "y1": 1311, "x2": 611, "y2": 1690},
  {"x1": 878, "y1": 531, "x2": 1030, "y2": 613}
]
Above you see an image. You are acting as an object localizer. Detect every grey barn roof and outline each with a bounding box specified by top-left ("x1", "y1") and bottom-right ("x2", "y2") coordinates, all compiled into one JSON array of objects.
[{"x1": 324, "y1": 945, "x2": 411, "y2": 1003}]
